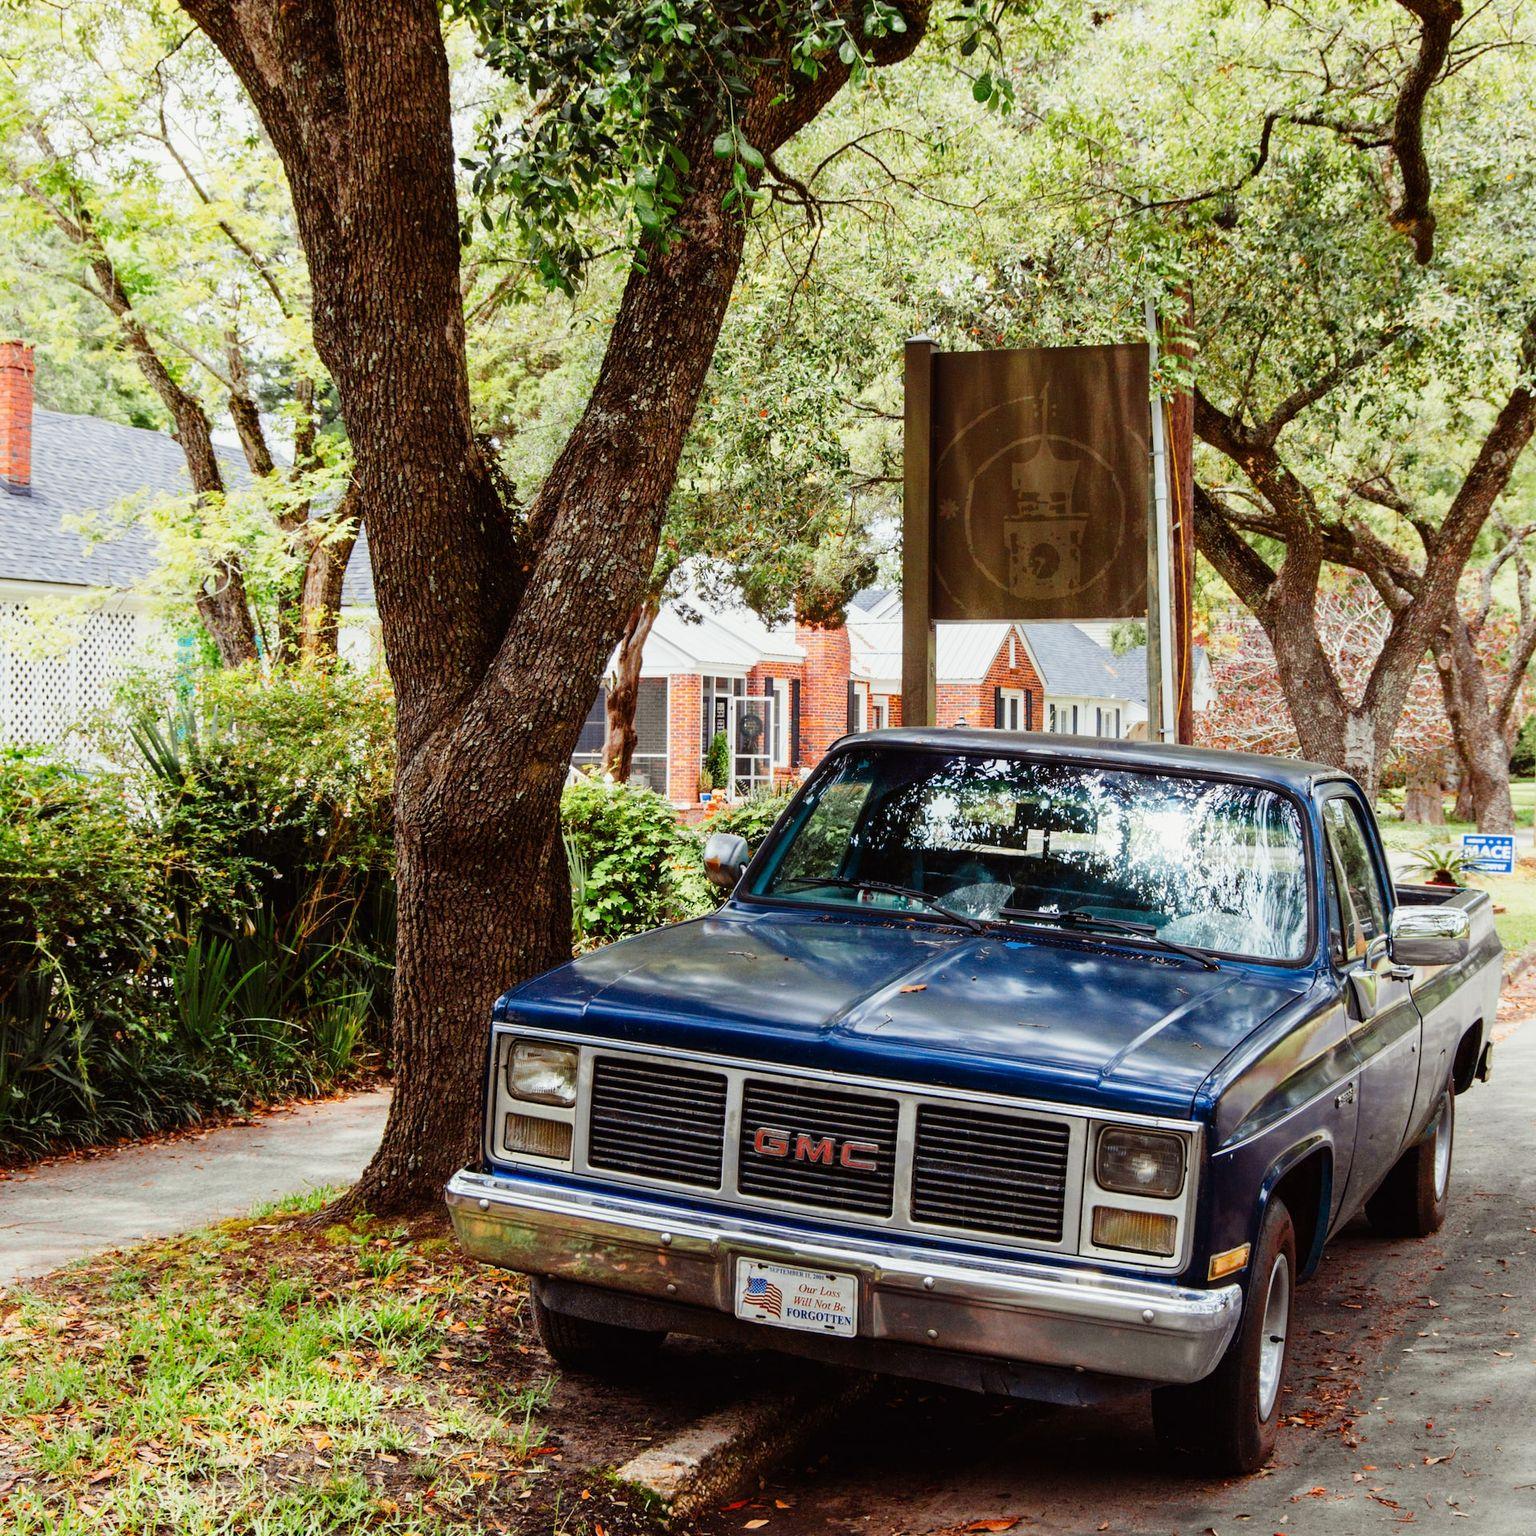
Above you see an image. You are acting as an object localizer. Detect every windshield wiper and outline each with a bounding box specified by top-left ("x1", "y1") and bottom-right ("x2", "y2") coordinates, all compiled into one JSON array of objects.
[
  {"x1": 994, "y1": 905, "x2": 1220, "y2": 971},
  {"x1": 775, "y1": 876, "x2": 986, "y2": 933}
]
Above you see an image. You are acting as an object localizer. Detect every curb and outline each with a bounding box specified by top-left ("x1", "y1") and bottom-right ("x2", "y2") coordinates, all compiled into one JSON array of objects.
[
  {"x1": 615, "y1": 1369, "x2": 873, "y2": 1521},
  {"x1": 1502, "y1": 945, "x2": 1536, "y2": 989}
]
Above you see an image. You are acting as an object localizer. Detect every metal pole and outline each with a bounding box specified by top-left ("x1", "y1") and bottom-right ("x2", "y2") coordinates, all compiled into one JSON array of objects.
[
  {"x1": 903, "y1": 335, "x2": 938, "y2": 728},
  {"x1": 1146, "y1": 294, "x2": 1177, "y2": 743}
]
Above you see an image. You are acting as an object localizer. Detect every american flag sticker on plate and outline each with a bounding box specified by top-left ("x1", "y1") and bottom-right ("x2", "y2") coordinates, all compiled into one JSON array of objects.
[{"x1": 733, "y1": 1258, "x2": 858, "y2": 1336}]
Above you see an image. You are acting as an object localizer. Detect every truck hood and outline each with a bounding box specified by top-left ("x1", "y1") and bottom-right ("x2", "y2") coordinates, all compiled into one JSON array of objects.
[{"x1": 502, "y1": 905, "x2": 1311, "y2": 1117}]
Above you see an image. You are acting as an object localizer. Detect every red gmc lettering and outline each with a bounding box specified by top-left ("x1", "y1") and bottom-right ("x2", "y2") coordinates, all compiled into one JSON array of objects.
[{"x1": 750, "y1": 1127, "x2": 879, "y2": 1172}]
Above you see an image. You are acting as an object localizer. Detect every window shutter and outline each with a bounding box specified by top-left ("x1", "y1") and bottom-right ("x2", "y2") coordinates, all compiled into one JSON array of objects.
[
  {"x1": 846, "y1": 681, "x2": 858, "y2": 732},
  {"x1": 993, "y1": 686, "x2": 1004, "y2": 728},
  {"x1": 789, "y1": 678, "x2": 802, "y2": 764},
  {"x1": 1025, "y1": 692, "x2": 1034, "y2": 731}
]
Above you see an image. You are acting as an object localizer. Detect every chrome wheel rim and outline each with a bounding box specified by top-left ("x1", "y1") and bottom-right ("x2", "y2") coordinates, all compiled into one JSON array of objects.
[
  {"x1": 1433, "y1": 1096, "x2": 1453, "y2": 1201},
  {"x1": 1256, "y1": 1252, "x2": 1291, "y2": 1423}
]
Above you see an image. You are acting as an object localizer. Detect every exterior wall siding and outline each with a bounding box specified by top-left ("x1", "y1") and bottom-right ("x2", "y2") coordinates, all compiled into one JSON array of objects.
[
  {"x1": 667, "y1": 673, "x2": 701, "y2": 805},
  {"x1": 794, "y1": 623, "x2": 852, "y2": 765},
  {"x1": 980, "y1": 634, "x2": 1046, "y2": 730}
]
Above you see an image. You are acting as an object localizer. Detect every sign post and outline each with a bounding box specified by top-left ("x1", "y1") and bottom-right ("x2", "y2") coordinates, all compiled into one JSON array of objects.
[
  {"x1": 1146, "y1": 295, "x2": 1177, "y2": 743},
  {"x1": 902, "y1": 336, "x2": 938, "y2": 728}
]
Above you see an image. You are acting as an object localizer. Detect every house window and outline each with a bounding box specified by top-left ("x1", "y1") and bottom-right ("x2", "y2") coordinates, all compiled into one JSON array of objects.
[
  {"x1": 1096, "y1": 707, "x2": 1104, "y2": 736},
  {"x1": 869, "y1": 699, "x2": 887, "y2": 730},
  {"x1": 1000, "y1": 688, "x2": 1024, "y2": 731},
  {"x1": 1112, "y1": 708, "x2": 1120, "y2": 738},
  {"x1": 572, "y1": 678, "x2": 670, "y2": 795},
  {"x1": 1071, "y1": 704, "x2": 1079, "y2": 734},
  {"x1": 771, "y1": 677, "x2": 792, "y2": 767},
  {"x1": 1048, "y1": 703, "x2": 1057, "y2": 732}
]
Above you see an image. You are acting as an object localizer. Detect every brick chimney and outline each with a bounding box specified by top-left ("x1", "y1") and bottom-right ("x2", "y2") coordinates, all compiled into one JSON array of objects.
[{"x1": 1, "y1": 341, "x2": 35, "y2": 493}]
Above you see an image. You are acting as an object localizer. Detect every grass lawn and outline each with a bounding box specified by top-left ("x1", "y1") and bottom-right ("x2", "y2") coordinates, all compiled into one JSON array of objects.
[
  {"x1": 0, "y1": 1192, "x2": 740, "y2": 1536},
  {"x1": 1375, "y1": 797, "x2": 1536, "y2": 955}
]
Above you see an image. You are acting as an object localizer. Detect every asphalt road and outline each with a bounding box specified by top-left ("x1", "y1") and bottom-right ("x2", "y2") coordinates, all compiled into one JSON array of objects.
[{"x1": 714, "y1": 1020, "x2": 1536, "y2": 1536}]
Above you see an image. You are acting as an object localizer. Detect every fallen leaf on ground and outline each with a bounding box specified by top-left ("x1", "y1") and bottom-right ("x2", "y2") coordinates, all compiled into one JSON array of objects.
[{"x1": 965, "y1": 1522, "x2": 1018, "y2": 1532}]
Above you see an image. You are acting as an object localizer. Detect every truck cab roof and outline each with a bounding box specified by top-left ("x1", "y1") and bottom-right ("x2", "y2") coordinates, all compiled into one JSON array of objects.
[{"x1": 832, "y1": 728, "x2": 1352, "y2": 797}]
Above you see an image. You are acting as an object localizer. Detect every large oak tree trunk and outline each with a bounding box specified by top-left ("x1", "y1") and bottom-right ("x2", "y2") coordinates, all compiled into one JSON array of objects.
[
  {"x1": 1435, "y1": 618, "x2": 1515, "y2": 833},
  {"x1": 1402, "y1": 760, "x2": 1447, "y2": 825},
  {"x1": 182, "y1": 0, "x2": 921, "y2": 1213},
  {"x1": 602, "y1": 595, "x2": 661, "y2": 781}
]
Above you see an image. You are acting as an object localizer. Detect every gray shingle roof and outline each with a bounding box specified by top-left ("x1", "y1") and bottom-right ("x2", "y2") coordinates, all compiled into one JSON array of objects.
[
  {"x1": 1116, "y1": 643, "x2": 1210, "y2": 708},
  {"x1": 0, "y1": 408, "x2": 373, "y2": 607},
  {"x1": 1021, "y1": 622, "x2": 1136, "y2": 700}
]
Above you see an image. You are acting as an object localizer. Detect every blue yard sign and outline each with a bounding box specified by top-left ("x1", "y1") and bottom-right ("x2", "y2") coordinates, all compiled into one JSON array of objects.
[{"x1": 1461, "y1": 833, "x2": 1515, "y2": 875}]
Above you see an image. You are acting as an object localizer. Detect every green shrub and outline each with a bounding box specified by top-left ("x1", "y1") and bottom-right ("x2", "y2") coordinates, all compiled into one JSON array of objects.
[
  {"x1": 706, "y1": 787, "x2": 796, "y2": 849},
  {"x1": 560, "y1": 776, "x2": 711, "y2": 940},
  {"x1": 123, "y1": 664, "x2": 396, "y2": 1041},
  {"x1": 0, "y1": 666, "x2": 396, "y2": 1165},
  {"x1": 0, "y1": 746, "x2": 192, "y2": 1158},
  {"x1": 705, "y1": 730, "x2": 731, "y2": 793}
]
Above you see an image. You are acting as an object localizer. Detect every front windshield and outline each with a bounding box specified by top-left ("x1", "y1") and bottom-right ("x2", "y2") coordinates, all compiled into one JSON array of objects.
[{"x1": 749, "y1": 749, "x2": 1311, "y2": 963}]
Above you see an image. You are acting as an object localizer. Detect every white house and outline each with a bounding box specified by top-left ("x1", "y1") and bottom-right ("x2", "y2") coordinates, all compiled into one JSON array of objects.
[{"x1": 0, "y1": 341, "x2": 375, "y2": 744}]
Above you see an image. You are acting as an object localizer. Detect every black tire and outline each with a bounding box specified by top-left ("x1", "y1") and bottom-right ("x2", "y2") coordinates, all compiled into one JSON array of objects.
[
  {"x1": 531, "y1": 1288, "x2": 666, "y2": 1375},
  {"x1": 1366, "y1": 1086, "x2": 1454, "y2": 1239},
  {"x1": 1152, "y1": 1196, "x2": 1296, "y2": 1475}
]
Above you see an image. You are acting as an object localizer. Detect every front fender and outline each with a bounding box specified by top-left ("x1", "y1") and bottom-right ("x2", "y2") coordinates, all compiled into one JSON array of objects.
[{"x1": 1256, "y1": 1134, "x2": 1334, "y2": 1280}]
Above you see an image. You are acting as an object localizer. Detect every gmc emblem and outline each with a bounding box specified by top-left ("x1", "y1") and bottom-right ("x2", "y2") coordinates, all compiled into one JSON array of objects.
[{"x1": 751, "y1": 1125, "x2": 879, "y2": 1172}]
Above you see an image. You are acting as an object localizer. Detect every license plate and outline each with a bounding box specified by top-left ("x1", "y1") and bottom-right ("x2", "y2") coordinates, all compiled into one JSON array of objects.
[{"x1": 733, "y1": 1257, "x2": 858, "y2": 1337}]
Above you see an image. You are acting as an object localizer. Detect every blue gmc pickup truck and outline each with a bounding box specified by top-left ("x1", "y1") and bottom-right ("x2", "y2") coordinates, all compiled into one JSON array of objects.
[{"x1": 448, "y1": 731, "x2": 1500, "y2": 1473}]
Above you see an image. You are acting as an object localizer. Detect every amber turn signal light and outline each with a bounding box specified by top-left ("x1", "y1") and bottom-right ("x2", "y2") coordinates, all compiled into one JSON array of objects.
[
  {"x1": 505, "y1": 1113, "x2": 573, "y2": 1161},
  {"x1": 1091, "y1": 1206, "x2": 1177, "y2": 1257},
  {"x1": 1207, "y1": 1243, "x2": 1251, "y2": 1281}
]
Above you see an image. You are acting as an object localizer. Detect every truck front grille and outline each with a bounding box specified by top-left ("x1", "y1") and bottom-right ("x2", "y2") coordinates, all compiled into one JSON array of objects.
[
  {"x1": 911, "y1": 1104, "x2": 1071, "y2": 1241},
  {"x1": 737, "y1": 1079, "x2": 899, "y2": 1216},
  {"x1": 567, "y1": 1045, "x2": 1085, "y2": 1252},
  {"x1": 586, "y1": 1056, "x2": 727, "y2": 1189}
]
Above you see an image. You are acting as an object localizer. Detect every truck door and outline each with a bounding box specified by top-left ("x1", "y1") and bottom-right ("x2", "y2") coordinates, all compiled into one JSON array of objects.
[{"x1": 1322, "y1": 794, "x2": 1423, "y2": 1215}]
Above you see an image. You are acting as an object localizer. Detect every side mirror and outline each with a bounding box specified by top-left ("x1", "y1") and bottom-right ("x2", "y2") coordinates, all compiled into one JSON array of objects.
[
  {"x1": 704, "y1": 832, "x2": 750, "y2": 893},
  {"x1": 1389, "y1": 905, "x2": 1471, "y2": 968}
]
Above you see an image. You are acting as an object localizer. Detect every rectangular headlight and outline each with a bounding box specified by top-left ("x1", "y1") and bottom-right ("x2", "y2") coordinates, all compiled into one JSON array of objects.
[
  {"x1": 1096, "y1": 1128, "x2": 1186, "y2": 1198},
  {"x1": 506, "y1": 1039, "x2": 578, "y2": 1107}
]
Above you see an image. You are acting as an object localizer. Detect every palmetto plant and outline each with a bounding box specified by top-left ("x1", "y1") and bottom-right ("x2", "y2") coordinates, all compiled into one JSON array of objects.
[
  {"x1": 563, "y1": 831, "x2": 590, "y2": 947},
  {"x1": 1408, "y1": 844, "x2": 1470, "y2": 887}
]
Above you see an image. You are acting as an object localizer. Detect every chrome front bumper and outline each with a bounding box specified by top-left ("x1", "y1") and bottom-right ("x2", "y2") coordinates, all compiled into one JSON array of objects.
[{"x1": 446, "y1": 1169, "x2": 1242, "y2": 1387}]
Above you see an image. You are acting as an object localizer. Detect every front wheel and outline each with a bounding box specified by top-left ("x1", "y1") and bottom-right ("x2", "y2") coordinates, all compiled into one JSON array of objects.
[
  {"x1": 531, "y1": 1288, "x2": 666, "y2": 1375},
  {"x1": 1366, "y1": 1087, "x2": 1453, "y2": 1239},
  {"x1": 1152, "y1": 1196, "x2": 1296, "y2": 1475}
]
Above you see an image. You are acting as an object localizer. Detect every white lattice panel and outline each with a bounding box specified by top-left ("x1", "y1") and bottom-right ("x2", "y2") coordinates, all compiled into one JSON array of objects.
[{"x1": 0, "y1": 597, "x2": 147, "y2": 745}]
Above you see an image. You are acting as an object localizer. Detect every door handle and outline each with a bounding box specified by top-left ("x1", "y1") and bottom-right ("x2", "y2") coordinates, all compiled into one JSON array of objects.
[{"x1": 1335, "y1": 1081, "x2": 1356, "y2": 1109}]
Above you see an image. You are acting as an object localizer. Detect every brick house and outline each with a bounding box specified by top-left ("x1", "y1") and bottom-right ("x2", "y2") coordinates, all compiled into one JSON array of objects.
[{"x1": 583, "y1": 585, "x2": 1178, "y2": 810}]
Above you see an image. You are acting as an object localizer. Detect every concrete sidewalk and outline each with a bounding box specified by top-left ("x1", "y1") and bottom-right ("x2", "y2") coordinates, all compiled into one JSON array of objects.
[{"x1": 0, "y1": 1088, "x2": 390, "y2": 1289}]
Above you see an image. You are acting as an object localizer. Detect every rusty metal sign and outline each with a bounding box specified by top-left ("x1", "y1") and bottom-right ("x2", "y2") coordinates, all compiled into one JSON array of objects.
[{"x1": 926, "y1": 343, "x2": 1150, "y2": 622}]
